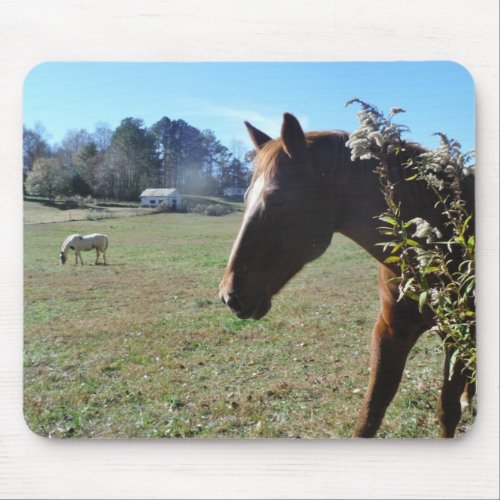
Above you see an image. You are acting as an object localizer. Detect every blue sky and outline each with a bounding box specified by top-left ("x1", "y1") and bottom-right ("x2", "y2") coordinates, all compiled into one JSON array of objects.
[{"x1": 23, "y1": 62, "x2": 475, "y2": 153}]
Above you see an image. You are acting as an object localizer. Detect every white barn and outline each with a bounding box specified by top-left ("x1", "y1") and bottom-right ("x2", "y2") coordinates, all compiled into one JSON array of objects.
[
  {"x1": 140, "y1": 188, "x2": 182, "y2": 210},
  {"x1": 223, "y1": 186, "x2": 245, "y2": 198}
]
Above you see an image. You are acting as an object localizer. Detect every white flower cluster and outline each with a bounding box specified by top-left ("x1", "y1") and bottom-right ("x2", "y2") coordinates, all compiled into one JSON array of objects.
[
  {"x1": 463, "y1": 165, "x2": 475, "y2": 177},
  {"x1": 428, "y1": 288, "x2": 442, "y2": 306},
  {"x1": 345, "y1": 102, "x2": 408, "y2": 162},
  {"x1": 416, "y1": 133, "x2": 474, "y2": 190},
  {"x1": 345, "y1": 110, "x2": 381, "y2": 161},
  {"x1": 423, "y1": 172, "x2": 446, "y2": 191},
  {"x1": 383, "y1": 124, "x2": 406, "y2": 143},
  {"x1": 409, "y1": 217, "x2": 442, "y2": 244},
  {"x1": 414, "y1": 247, "x2": 436, "y2": 267}
]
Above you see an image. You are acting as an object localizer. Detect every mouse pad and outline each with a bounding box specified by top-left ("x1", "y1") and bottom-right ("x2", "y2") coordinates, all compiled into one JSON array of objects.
[{"x1": 23, "y1": 62, "x2": 476, "y2": 438}]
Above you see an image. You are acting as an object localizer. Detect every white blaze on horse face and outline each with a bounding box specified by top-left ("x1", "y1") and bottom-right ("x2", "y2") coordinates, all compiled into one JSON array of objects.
[
  {"x1": 246, "y1": 175, "x2": 265, "y2": 217},
  {"x1": 225, "y1": 175, "x2": 266, "y2": 272}
]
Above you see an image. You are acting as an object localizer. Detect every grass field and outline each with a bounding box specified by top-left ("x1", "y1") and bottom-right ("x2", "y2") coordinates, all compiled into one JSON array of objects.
[
  {"x1": 23, "y1": 198, "x2": 153, "y2": 224},
  {"x1": 24, "y1": 202, "x2": 475, "y2": 438},
  {"x1": 23, "y1": 196, "x2": 244, "y2": 225}
]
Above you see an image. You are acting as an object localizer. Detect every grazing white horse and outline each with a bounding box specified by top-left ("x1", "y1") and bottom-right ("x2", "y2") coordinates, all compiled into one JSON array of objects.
[{"x1": 59, "y1": 233, "x2": 108, "y2": 265}]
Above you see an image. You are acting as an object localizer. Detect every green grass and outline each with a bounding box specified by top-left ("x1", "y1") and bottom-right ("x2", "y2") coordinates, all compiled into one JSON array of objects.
[{"x1": 24, "y1": 205, "x2": 475, "y2": 438}]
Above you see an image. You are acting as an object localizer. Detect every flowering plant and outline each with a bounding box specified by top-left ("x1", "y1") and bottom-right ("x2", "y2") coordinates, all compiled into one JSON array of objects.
[{"x1": 346, "y1": 99, "x2": 476, "y2": 382}]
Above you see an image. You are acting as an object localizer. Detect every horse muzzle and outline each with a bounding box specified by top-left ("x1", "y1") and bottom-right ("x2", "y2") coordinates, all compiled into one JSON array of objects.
[{"x1": 219, "y1": 287, "x2": 271, "y2": 320}]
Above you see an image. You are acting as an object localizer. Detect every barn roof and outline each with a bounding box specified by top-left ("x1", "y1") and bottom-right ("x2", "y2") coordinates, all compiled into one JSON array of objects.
[{"x1": 140, "y1": 188, "x2": 179, "y2": 197}]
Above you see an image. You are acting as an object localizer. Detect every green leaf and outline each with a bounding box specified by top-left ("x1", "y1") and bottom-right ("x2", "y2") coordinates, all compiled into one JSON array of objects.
[
  {"x1": 405, "y1": 239, "x2": 420, "y2": 247},
  {"x1": 424, "y1": 266, "x2": 441, "y2": 274},
  {"x1": 378, "y1": 228, "x2": 396, "y2": 236},
  {"x1": 384, "y1": 255, "x2": 400, "y2": 264},
  {"x1": 379, "y1": 216, "x2": 398, "y2": 226},
  {"x1": 391, "y1": 241, "x2": 405, "y2": 254},
  {"x1": 387, "y1": 277, "x2": 402, "y2": 285},
  {"x1": 463, "y1": 215, "x2": 473, "y2": 230},
  {"x1": 467, "y1": 235, "x2": 475, "y2": 251},
  {"x1": 405, "y1": 290, "x2": 420, "y2": 301},
  {"x1": 448, "y1": 350, "x2": 459, "y2": 379}
]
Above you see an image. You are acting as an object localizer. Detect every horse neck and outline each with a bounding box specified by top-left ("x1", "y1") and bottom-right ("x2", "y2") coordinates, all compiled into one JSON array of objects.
[
  {"x1": 331, "y1": 159, "x2": 391, "y2": 263},
  {"x1": 61, "y1": 238, "x2": 74, "y2": 256},
  {"x1": 330, "y1": 156, "x2": 451, "y2": 264}
]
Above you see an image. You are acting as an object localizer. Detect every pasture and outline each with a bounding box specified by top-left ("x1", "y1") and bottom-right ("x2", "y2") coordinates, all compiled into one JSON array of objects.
[
  {"x1": 24, "y1": 203, "x2": 474, "y2": 438},
  {"x1": 23, "y1": 198, "x2": 150, "y2": 224}
]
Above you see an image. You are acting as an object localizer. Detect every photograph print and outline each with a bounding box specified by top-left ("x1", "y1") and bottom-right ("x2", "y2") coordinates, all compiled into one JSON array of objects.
[{"x1": 23, "y1": 61, "x2": 475, "y2": 438}]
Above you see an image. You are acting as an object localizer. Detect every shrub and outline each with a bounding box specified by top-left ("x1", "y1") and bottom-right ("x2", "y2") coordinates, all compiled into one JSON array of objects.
[
  {"x1": 346, "y1": 99, "x2": 476, "y2": 382},
  {"x1": 61, "y1": 195, "x2": 88, "y2": 209},
  {"x1": 183, "y1": 201, "x2": 233, "y2": 216},
  {"x1": 25, "y1": 157, "x2": 71, "y2": 203},
  {"x1": 204, "y1": 204, "x2": 233, "y2": 216}
]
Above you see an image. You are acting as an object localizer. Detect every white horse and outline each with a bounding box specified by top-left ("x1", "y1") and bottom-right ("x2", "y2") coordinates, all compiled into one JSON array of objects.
[{"x1": 59, "y1": 233, "x2": 109, "y2": 265}]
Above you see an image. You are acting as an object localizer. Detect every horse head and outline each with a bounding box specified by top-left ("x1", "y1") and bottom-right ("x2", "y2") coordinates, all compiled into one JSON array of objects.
[
  {"x1": 219, "y1": 113, "x2": 336, "y2": 319},
  {"x1": 59, "y1": 252, "x2": 67, "y2": 265}
]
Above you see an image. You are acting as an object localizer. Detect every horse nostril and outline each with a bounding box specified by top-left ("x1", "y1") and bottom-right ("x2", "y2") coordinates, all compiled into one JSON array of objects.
[{"x1": 225, "y1": 291, "x2": 242, "y2": 312}]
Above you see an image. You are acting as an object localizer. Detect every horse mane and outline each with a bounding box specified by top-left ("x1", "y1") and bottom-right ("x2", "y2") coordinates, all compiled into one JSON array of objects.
[
  {"x1": 252, "y1": 131, "x2": 474, "y2": 231},
  {"x1": 61, "y1": 234, "x2": 81, "y2": 252},
  {"x1": 254, "y1": 130, "x2": 428, "y2": 177},
  {"x1": 253, "y1": 131, "x2": 351, "y2": 181}
]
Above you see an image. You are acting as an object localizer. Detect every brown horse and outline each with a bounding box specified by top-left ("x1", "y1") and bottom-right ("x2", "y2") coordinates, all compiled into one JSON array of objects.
[{"x1": 219, "y1": 112, "x2": 475, "y2": 438}]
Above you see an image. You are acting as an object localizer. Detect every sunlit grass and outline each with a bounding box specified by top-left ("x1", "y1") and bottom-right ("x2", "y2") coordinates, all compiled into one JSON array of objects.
[{"x1": 24, "y1": 208, "x2": 475, "y2": 438}]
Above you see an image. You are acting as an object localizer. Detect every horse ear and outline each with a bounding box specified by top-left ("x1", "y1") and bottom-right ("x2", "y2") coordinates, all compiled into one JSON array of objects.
[
  {"x1": 281, "y1": 113, "x2": 307, "y2": 160},
  {"x1": 244, "y1": 121, "x2": 272, "y2": 150}
]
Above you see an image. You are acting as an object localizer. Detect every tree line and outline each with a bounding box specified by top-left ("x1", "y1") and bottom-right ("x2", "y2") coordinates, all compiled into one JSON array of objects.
[{"x1": 23, "y1": 117, "x2": 253, "y2": 202}]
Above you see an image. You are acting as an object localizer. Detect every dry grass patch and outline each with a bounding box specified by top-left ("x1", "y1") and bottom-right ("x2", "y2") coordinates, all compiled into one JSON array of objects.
[{"x1": 24, "y1": 212, "x2": 474, "y2": 438}]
